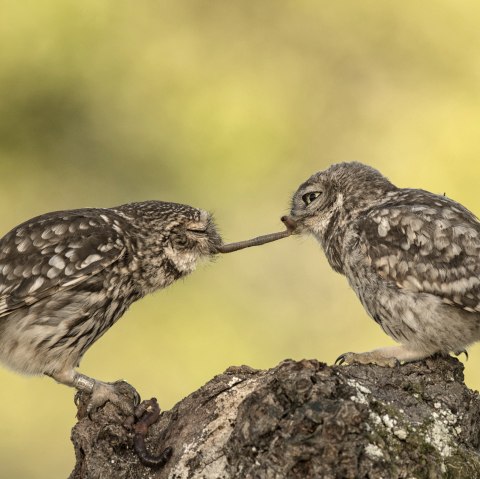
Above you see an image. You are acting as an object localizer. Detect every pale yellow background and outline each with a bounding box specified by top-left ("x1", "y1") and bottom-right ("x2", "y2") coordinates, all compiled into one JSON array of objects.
[{"x1": 1, "y1": 2, "x2": 480, "y2": 477}]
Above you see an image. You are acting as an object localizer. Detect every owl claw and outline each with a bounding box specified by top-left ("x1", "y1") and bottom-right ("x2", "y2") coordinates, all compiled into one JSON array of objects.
[
  {"x1": 334, "y1": 351, "x2": 400, "y2": 368},
  {"x1": 81, "y1": 380, "x2": 141, "y2": 418},
  {"x1": 454, "y1": 349, "x2": 469, "y2": 360},
  {"x1": 335, "y1": 353, "x2": 350, "y2": 365}
]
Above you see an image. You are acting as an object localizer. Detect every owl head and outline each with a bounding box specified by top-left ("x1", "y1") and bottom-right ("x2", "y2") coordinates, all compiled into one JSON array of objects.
[
  {"x1": 282, "y1": 162, "x2": 395, "y2": 240},
  {"x1": 116, "y1": 201, "x2": 222, "y2": 279}
]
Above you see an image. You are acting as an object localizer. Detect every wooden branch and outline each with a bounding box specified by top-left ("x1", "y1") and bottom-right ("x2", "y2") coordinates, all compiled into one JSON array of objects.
[{"x1": 70, "y1": 356, "x2": 480, "y2": 478}]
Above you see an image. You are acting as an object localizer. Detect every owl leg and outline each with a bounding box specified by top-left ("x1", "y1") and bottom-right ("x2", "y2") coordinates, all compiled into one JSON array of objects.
[
  {"x1": 335, "y1": 345, "x2": 433, "y2": 367},
  {"x1": 48, "y1": 369, "x2": 140, "y2": 416}
]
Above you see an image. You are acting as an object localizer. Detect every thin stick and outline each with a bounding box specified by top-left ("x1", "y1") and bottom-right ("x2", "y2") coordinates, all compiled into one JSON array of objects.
[{"x1": 216, "y1": 229, "x2": 291, "y2": 254}]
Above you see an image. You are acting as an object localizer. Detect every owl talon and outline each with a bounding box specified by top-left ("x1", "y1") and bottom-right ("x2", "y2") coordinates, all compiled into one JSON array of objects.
[
  {"x1": 125, "y1": 382, "x2": 141, "y2": 408},
  {"x1": 334, "y1": 353, "x2": 350, "y2": 365},
  {"x1": 454, "y1": 349, "x2": 469, "y2": 360},
  {"x1": 335, "y1": 351, "x2": 400, "y2": 367},
  {"x1": 84, "y1": 380, "x2": 140, "y2": 417}
]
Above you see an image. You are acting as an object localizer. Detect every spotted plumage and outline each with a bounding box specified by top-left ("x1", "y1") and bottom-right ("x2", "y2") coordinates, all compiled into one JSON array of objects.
[
  {"x1": 284, "y1": 162, "x2": 480, "y2": 365},
  {"x1": 0, "y1": 200, "x2": 222, "y2": 411}
]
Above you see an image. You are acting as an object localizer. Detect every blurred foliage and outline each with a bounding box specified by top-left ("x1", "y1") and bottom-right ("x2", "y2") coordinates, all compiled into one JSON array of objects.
[{"x1": 1, "y1": 1, "x2": 480, "y2": 477}]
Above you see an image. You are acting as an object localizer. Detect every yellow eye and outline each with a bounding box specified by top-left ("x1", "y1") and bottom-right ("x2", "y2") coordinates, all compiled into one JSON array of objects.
[{"x1": 302, "y1": 191, "x2": 322, "y2": 206}]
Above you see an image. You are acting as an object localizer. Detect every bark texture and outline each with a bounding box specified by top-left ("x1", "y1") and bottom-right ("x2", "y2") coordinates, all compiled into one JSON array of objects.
[{"x1": 70, "y1": 356, "x2": 480, "y2": 479}]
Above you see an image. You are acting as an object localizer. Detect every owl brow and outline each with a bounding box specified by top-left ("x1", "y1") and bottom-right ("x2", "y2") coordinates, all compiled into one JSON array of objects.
[{"x1": 216, "y1": 229, "x2": 292, "y2": 253}]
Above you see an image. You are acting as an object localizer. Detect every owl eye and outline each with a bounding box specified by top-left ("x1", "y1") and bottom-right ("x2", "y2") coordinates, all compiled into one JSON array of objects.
[{"x1": 302, "y1": 191, "x2": 322, "y2": 206}]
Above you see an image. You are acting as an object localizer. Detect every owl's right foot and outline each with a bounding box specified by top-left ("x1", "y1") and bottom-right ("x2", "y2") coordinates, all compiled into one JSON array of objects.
[
  {"x1": 335, "y1": 345, "x2": 433, "y2": 367},
  {"x1": 335, "y1": 351, "x2": 400, "y2": 367}
]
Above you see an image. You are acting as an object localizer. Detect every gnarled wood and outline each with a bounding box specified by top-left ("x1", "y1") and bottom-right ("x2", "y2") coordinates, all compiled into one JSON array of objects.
[{"x1": 70, "y1": 356, "x2": 480, "y2": 478}]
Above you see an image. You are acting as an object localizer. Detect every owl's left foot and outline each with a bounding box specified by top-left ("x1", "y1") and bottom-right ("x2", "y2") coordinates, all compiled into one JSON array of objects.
[
  {"x1": 80, "y1": 380, "x2": 141, "y2": 416},
  {"x1": 335, "y1": 345, "x2": 433, "y2": 367},
  {"x1": 335, "y1": 351, "x2": 400, "y2": 367},
  {"x1": 49, "y1": 369, "x2": 140, "y2": 416}
]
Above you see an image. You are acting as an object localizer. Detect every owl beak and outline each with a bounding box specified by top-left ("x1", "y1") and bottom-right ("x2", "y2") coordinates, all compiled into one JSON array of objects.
[
  {"x1": 205, "y1": 221, "x2": 223, "y2": 254},
  {"x1": 280, "y1": 215, "x2": 299, "y2": 233}
]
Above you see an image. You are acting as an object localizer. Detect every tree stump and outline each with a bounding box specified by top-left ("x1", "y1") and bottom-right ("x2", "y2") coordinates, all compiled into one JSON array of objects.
[{"x1": 70, "y1": 356, "x2": 480, "y2": 478}]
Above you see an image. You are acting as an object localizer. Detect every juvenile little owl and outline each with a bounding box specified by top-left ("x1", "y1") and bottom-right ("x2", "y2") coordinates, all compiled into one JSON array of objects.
[{"x1": 282, "y1": 162, "x2": 480, "y2": 366}]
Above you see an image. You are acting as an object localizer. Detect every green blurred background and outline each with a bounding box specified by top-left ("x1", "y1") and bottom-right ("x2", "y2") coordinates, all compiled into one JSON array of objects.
[{"x1": 1, "y1": 1, "x2": 480, "y2": 477}]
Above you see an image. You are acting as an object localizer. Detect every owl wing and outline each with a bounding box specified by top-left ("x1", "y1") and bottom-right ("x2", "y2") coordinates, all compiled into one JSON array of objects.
[
  {"x1": 351, "y1": 192, "x2": 480, "y2": 312},
  {"x1": 0, "y1": 209, "x2": 128, "y2": 317}
]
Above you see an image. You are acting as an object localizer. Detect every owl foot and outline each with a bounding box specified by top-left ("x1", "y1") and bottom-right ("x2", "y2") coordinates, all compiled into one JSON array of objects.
[
  {"x1": 74, "y1": 379, "x2": 141, "y2": 417},
  {"x1": 335, "y1": 352, "x2": 400, "y2": 367},
  {"x1": 50, "y1": 369, "x2": 141, "y2": 416},
  {"x1": 83, "y1": 380, "x2": 141, "y2": 416},
  {"x1": 335, "y1": 345, "x2": 433, "y2": 367}
]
